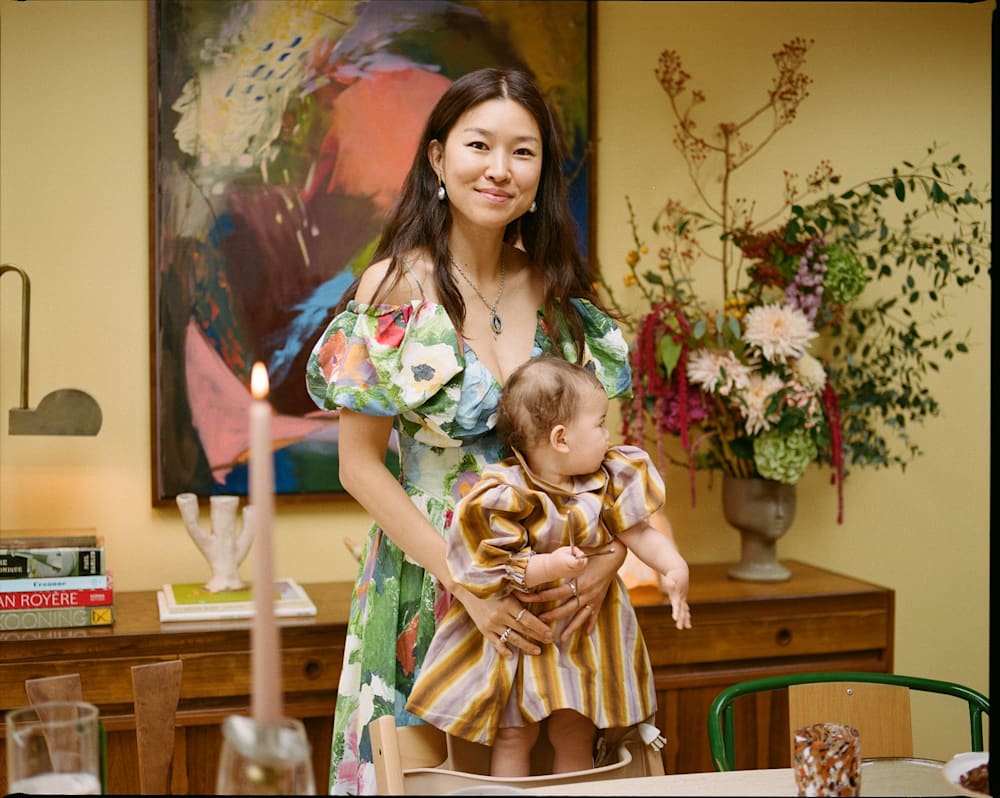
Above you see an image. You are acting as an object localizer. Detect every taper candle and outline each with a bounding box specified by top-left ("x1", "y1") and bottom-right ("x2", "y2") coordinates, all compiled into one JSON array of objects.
[{"x1": 249, "y1": 361, "x2": 281, "y2": 724}]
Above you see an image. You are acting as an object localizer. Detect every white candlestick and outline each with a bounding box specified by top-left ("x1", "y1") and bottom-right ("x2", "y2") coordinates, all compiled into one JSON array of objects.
[{"x1": 249, "y1": 361, "x2": 281, "y2": 724}]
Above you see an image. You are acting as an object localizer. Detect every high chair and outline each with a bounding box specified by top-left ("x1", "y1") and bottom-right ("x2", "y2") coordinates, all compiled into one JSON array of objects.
[{"x1": 370, "y1": 714, "x2": 665, "y2": 794}]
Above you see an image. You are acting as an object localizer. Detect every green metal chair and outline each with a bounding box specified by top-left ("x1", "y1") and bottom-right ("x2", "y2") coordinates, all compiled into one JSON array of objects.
[{"x1": 707, "y1": 671, "x2": 989, "y2": 771}]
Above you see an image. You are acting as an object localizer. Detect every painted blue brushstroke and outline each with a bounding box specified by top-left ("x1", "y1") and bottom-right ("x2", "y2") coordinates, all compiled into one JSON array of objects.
[{"x1": 266, "y1": 268, "x2": 357, "y2": 385}]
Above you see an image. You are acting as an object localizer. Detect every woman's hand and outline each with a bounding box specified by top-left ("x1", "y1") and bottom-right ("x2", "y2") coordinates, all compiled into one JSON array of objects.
[
  {"x1": 522, "y1": 540, "x2": 627, "y2": 642},
  {"x1": 454, "y1": 585, "x2": 553, "y2": 658}
]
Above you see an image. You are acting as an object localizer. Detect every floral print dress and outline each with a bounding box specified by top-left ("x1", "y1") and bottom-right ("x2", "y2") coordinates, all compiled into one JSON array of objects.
[{"x1": 305, "y1": 297, "x2": 630, "y2": 794}]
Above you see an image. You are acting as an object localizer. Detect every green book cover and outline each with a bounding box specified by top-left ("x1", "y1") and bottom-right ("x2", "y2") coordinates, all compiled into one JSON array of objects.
[
  {"x1": 166, "y1": 579, "x2": 302, "y2": 606},
  {"x1": 157, "y1": 578, "x2": 316, "y2": 622}
]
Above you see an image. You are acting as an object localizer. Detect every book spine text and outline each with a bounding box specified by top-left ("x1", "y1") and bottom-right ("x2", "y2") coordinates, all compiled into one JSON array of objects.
[
  {"x1": 0, "y1": 574, "x2": 110, "y2": 593},
  {"x1": 0, "y1": 548, "x2": 104, "y2": 578},
  {"x1": 0, "y1": 605, "x2": 114, "y2": 630},
  {"x1": 0, "y1": 586, "x2": 114, "y2": 610}
]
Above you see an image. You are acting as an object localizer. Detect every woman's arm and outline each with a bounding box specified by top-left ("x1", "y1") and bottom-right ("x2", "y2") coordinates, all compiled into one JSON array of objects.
[{"x1": 338, "y1": 408, "x2": 553, "y2": 654}]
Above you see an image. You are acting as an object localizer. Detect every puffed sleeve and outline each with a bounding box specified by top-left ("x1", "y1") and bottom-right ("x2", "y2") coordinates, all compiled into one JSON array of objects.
[
  {"x1": 448, "y1": 470, "x2": 537, "y2": 598},
  {"x1": 305, "y1": 300, "x2": 464, "y2": 416},
  {"x1": 601, "y1": 445, "x2": 666, "y2": 535},
  {"x1": 549, "y1": 299, "x2": 632, "y2": 399}
]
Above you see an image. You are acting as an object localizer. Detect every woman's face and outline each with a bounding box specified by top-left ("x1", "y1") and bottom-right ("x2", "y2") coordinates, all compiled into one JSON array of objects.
[{"x1": 429, "y1": 98, "x2": 542, "y2": 230}]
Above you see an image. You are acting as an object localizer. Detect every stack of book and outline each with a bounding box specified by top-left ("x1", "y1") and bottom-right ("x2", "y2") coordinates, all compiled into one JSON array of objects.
[{"x1": 0, "y1": 531, "x2": 114, "y2": 631}]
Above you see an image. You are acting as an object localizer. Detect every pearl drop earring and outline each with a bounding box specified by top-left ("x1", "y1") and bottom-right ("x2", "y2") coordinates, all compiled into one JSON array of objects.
[
  {"x1": 529, "y1": 200, "x2": 537, "y2": 213},
  {"x1": 437, "y1": 182, "x2": 446, "y2": 201}
]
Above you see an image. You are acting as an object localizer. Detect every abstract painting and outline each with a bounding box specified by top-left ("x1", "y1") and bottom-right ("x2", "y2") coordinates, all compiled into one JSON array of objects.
[{"x1": 149, "y1": 0, "x2": 592, "y2": 503}]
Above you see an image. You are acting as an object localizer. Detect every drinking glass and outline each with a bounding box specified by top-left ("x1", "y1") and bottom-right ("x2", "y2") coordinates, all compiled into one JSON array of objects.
[
  {"x1": 216, "y1": 715, "x2": 315, "y2": 795},
  {"x1": 793, "y1": 722, "x2": 861, "y2": 796},
  {"x1": 5, "y1": 701, "x2": 101, "y2": 795}
]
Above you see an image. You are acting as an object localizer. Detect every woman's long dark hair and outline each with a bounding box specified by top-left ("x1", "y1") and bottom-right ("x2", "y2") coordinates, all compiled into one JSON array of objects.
[{"x1": 334, "y1": 67, "x2": 614, "y2": 362}]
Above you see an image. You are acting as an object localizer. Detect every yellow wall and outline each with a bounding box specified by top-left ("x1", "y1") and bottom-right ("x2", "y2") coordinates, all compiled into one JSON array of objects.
[{"x1": 1, "y1": 0, "x2": 990, "y2": 762}]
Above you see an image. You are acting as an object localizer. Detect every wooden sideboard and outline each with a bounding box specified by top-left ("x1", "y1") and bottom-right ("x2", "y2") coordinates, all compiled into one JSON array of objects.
[{"x1": 0, "y1": 561, "x2": 893, "y2": 792}]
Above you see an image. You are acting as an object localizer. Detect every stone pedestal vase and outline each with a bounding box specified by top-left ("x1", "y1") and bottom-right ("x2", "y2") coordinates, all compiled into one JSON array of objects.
[{"x1": 722, "y1": 475, "x2": 795, "y2": 582}]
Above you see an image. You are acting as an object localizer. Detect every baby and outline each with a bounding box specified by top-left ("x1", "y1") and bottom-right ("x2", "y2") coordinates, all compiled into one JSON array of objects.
[{"x1": 406, "y1": 353, "x2": 692, "y2": 777}]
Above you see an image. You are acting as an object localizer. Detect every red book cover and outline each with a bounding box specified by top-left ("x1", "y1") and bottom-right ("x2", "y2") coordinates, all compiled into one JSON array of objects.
[{"x1": 0, "y1": 574, "x2": 114, "y2": 610}]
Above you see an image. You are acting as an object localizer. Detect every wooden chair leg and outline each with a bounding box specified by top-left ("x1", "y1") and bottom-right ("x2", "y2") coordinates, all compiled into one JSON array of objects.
[{"x1": 131, "y1": 660, "x2": 183, "y2": 795}]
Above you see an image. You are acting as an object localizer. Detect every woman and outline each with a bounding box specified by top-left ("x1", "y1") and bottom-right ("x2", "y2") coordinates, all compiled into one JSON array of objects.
[{"x1": 305, "y1": 67, "x2": 632, "y2": 794}]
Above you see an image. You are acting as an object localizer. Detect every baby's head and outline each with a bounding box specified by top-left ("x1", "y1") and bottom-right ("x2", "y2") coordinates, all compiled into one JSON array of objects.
[{"x1": 498, "y1": 354, "x2": 609, "y2": 475}]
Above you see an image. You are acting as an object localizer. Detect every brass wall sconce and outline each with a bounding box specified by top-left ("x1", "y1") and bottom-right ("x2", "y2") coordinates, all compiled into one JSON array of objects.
[{"x1": 1, "y1": 262, "x2": 103, "y2": 435}]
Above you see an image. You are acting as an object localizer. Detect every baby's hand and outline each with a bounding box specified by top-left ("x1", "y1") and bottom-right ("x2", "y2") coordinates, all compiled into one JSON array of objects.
[
  {"x1": 659, "y1": 565, "x2": 692, "y2": 630},
  {"x1": 546, "y1": 546, "x2": 588, "y2": 580}
]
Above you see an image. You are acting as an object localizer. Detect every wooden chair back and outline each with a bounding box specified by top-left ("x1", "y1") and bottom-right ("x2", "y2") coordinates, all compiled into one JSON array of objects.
[
  {"x1": 709, "y1": 671, "x2": 989, "y2": 771},
  {"x1": 24, "y1": 665, "x2": 183, "y2": 795},
  {"x1": 22, "y1": 673, "x2": 103, "y2": 791},
  {"x1": 787, "y1": 680, "x2": 913, "y2": 760},
  {"x1": 130, "y1": 660, "x2": 184, "y2": 794},
  {"x1": 24, "y1": 674, "x2": 83, "y2": 705}
]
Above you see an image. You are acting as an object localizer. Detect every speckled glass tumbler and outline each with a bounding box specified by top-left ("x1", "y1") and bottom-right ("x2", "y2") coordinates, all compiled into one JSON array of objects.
[{"x1": 793, "y1": 722, "x2": 861, "y2": 796}]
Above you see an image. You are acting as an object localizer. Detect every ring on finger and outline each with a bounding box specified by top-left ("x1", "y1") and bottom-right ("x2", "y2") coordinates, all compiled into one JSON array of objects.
[
  {"x1": 499, "y1": 626, "x2": 512, "y2": 644},
  {"x1": 584, "y1": 603, "x2": 593, "y2": 613},
  {"x1": 569, "y1": 578, "x2": 578, "y2": 597},
  {"x1": 515, "y1": 607, "x2": 527, "y2": 622}
]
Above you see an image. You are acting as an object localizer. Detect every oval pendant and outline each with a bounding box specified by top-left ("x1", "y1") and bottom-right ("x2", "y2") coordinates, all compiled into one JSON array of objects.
[{"x1": 491, "y1": 313, "x2": 503, "y2": 335}]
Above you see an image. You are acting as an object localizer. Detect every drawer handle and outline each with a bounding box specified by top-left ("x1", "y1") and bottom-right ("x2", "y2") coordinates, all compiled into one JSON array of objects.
[
  {"x1": 303, "y1": 659, "x2": 323, "y2": 680},
  {"x1": 775, "y1": 628, "x2": 793, "y2": 646}
]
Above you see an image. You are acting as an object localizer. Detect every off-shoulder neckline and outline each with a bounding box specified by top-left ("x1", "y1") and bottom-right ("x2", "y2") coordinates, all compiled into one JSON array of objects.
[{"x1": 347, "y1": 298, "x2": 545, "y2": 388}]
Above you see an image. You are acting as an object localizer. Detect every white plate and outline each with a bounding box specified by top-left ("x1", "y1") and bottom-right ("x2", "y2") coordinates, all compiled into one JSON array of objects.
[{"x1": 942, "y1": 751, "x2": 989, "y2": 796}]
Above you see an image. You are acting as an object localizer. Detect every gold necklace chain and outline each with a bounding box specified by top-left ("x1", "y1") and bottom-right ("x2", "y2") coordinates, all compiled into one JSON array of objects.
[{"x1": 449, "y1": 249, "x2": 505, "y2": 335}]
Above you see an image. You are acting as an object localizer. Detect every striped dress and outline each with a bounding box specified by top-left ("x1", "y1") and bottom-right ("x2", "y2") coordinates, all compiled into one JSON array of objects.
[{"x1": 405, "y1": 445, "x2": 661, "y2": 745}]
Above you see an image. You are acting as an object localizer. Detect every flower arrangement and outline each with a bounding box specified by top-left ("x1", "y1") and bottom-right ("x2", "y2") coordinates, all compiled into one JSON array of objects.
[{"x1": 600, "y1": 38, "x2": 990, "y2": 522}]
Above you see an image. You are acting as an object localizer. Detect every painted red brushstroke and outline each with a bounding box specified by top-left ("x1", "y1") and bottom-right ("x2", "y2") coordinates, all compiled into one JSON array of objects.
[
  {"x1": 303, "y1": 67, "x2": 452, "y2": 211},
  {"x1": 184, "y1": 321, "x2": 333, "y2": 483}
]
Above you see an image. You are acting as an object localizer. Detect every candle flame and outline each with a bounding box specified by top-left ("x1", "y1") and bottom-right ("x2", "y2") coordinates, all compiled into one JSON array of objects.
[{"x1": 251, "y1": 361, "x2": 269, "y2": 400}]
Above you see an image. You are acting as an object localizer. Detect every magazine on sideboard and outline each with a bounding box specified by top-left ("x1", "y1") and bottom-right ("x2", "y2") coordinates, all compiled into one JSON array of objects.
[{"x1": 157, "y1": 578, "x2": 317, "y2": 622}]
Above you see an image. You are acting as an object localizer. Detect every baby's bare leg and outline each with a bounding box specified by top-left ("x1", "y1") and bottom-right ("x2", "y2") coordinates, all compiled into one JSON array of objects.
[
  {"x1": 491, "y1": 721, "x2": 541, "y2": 777},
  {"x1": 547, "y1": 709, "x2": 596, "y2": 773}
]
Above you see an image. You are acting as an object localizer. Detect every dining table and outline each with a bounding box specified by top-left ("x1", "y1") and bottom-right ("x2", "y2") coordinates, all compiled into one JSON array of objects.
[{"x1": 525, "y1": 757, "x2": 960, "y2": 797}]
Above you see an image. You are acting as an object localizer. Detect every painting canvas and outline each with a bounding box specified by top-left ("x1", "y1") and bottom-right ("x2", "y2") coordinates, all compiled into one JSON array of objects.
[{"x1": 149, "y1": 0, "x2": 592, "y2": 503}]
